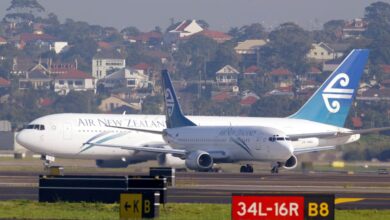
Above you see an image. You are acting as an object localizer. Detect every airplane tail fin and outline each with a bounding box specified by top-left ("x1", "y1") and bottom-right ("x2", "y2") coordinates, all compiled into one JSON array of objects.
[
  {"x1": 289, "y1": 49, "x2": 369, "y2": 127},
  {"x1": 161, "y1": 70, "x2": 196, "y2": 128}
]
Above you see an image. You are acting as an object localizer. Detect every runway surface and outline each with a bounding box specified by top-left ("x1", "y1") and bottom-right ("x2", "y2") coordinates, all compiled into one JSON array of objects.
[{"x1": 0, "y1": 170, "x2": 389, "y2": 209}]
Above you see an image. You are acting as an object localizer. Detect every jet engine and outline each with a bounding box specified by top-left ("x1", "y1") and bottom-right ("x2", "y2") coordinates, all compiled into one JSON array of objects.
[
  {"x1": 283, "y1": 155, "x2": 298, "y2": 169},
  {"x1": 157, "y1": 153, "x2": 186, "y2": 167},
  {"x1": 185, "y1": 151, "x2": 213, "y2": 171}
]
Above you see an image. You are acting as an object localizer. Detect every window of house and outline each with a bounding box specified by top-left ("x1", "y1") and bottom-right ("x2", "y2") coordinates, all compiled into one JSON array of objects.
[
  {"x1": 127, "y1": 79, "x2": 136, "y2": 86},
  {"x1": 75, "y1": 81, "x2": 83, "y2": 86},
  {"x1": 59, "y1": 80, "x2": 64, "y2": 85},
  {"x1": 68, "y1": 80, "x2": 73, "y2": 85}
]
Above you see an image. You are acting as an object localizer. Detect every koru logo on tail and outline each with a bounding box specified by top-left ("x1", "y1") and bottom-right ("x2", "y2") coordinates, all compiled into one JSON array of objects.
[
  {"x1": 165, "y1": 89, "x2": 175, "y2": 116},
  {"x1": 322, "y1": 73, "x2": 354, "y2": 113}
]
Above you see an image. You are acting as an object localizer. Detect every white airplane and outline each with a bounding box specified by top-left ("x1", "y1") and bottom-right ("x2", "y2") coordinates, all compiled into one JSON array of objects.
[{"x1": 16, "y1": 49, "x2": 388, "y2": 173}]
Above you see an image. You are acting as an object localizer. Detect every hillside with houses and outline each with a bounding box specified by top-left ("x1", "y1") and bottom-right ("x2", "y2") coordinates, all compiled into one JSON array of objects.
[{"x1": 1, "y1": 1, "x2": 390, "y2": 160}]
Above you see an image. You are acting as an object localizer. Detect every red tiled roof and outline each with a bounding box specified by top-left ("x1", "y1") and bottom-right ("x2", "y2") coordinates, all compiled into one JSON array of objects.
[
  {"x1": 240, "y1": 96, "x2": 259, "y2": 106},
  {"x1": 133, "y1": 63, "x2": 149, "y2": 71},
  {"x1": 39, "y1": 98, "x2": 54, "y2": 107},
  {"x1": 98, "y1": 41, "x2": 112, "y2": 49},
  {"x1": 0, "y1": 36, "x2": 7, "y2": 43},
  {"x1": 308, "y1": 66, "x2": 321, "y2": 74},
  {"x1": 129, "y1": 32, "x2": 163, "y2": 42},
  {"x1": 56, "y1": 70, "x2": 93, "y2": 79},
  {"x1": 20, "y1": 33, "x2": 56, "y2": 43},
  {"x1": 212, "y1": 91, "x2": 231, "y2": 102},
  {"x1": 199, "y1": 30, "x2": 232, "y2": 42},
  {"x1": 381, "y1": 64, "x2": 390, "y2": 74},
  {"x1": 269, "y1": 68, "x2": 292, "y2": 76},
  {"x1": 276, "y1": 85, "x2": 293, "y2": 92},
  {"x1": 351, "y1": 116, "x2": 363, "y2": 128},
  {"x1": 244, "y1": 65, "x2": 260, "y2": 73},
  {"x1": 0, "y1": 77, "x2": 10, "y2": 86}
]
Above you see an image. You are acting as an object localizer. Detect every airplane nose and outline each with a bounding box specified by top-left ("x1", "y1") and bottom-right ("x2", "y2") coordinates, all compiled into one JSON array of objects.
[{"x1": 16, "y1": 130, "x2": 28, "y2": 147}]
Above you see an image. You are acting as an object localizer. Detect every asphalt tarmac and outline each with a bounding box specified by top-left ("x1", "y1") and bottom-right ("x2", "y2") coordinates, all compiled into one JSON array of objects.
[{"x1": 0, "y1": 170, "x2": 389, "y2": 209}]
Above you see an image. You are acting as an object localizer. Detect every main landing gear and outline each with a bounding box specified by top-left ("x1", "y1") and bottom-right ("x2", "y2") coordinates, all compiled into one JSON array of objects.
[
  {"x1": 240, "y1": 164, "x2": 254, "y2": 173},
  {"x1": 271, "y1": 162, "x2": 283, "y2": 174}
]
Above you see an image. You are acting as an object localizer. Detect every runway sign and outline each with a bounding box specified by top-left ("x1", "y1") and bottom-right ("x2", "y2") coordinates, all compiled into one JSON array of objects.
[
  {"x1": 232, "y1": 194, "x2": 334, "y2": 220},
  {"x1": 120, "y1": 192, "x2": 159, "y2": 219}
]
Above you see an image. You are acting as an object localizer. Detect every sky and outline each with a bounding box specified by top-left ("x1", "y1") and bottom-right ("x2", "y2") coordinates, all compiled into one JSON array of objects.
[{"x1": 0, "y1": 0, "x2": 386, "y2": 31}]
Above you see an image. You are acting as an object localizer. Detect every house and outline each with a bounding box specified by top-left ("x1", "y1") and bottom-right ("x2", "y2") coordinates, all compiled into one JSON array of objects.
[
  {"x1": 357, "y1": 88, "x2": 390, "y2": 101},
  {"x1": 197, "y1": 30, "x2": 232, "y2": 43},
  {"x1": 18, "y1": 33, "x2": 56, "y2": 49},
  {"x1": 132, "y1": 63, "x2": 151, "y2": 75},
  {"x1": 267, "y1": 68, "x2": 293, "y2": 88},
  {"x1": 0, "y1": 36, "x2": 7, "y2": 45},
  {"x1": 342, "y1": 18, "x2": 367, "y2": 39},
  {"x1": 165, "y1": 20, "x2": 204, "y2": 43},
  {"x1": 323, "y1": 60, "x2": 341, "y2": 72},
  {"x1": 306, "y1": 42, "x2": 346, "y2": 61},
  {"x1": 240, "y1": 92, "x2": 259, "y2": 106},
  {"x1": 50, "y1": 41, "x2": 68, "y2": 54},
  {"x1": 99, "y1": 67, "x2": 150, "y2": 90},
  {"x1": 234, "y1": 39, "x2": 267, "y2": 55},
  {"x1": 11, "y1": 56, "x2": 35, "y2": 75},
  {"x1": 216, "y1": 65, "x2": 240, "y2": 85},
  {"x1": 125, "y1": 31, "x2": 163, "y2": 45},
  {"x1": 243, "y1": 65, "x2": 261, "y2": 79},
  {"x1": 19, "y1": 70, "x2": 52, "y2": 90},
  {"x1": 54, "y1": 70, "x2": 95, "y2": 95},
  {"x1": 0, "y1": 77, "x2": 10, "y2": 94},
  {"x1": 92, "y1": 49, "x2": 126, "y2": 79},
  {"x1": 98, "y1": 96, "x2": 141, "y2": 112}
]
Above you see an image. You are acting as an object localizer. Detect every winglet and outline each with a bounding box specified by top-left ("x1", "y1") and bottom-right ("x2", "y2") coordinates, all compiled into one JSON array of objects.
[{"x1": 161, "y1": 70, "x2": 196, "y2": 128}]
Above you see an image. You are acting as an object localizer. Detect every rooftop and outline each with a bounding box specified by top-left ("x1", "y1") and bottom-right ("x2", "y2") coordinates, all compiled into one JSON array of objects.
[{"x1": 56, "y1": 70, "x2": 93, "y2": 79}]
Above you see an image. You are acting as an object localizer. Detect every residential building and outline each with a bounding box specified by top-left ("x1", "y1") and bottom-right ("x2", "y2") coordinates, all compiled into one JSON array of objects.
[
  {"x1": 98, "y1": 96, "x2": 142, "y2": 112},
  {"x1": 92, "y1": 49, "x2": 126, "y2": 80},
  {"x1": 19, "y1": 70, "x2": 52, "y2": 90},
  {"x1": 267, "y1": 68, "x2": 293, "y2": 88},
  {"x1": 240, "y1": 92, "x2": 260, "y2": 106},
  {"x1": 234, "y1": 39, "x2": 267, "y2": 55},
  {"x1": 197, "y1": 30, "x2": 232, "y2": 43},
  {"x1": 0, "y1": 77, "x2": 10, "y2": 94},
  {"x1": 306, "y1": 42, "x2": 345, "y2": 61},
  {"x1": 342, "y1": 18, "x2": 368, "y2": 39},
  {"x1": 216, "y1": 65, "x2": 240, "y2": 85},
  {"x1": 50, "y1": 41, "x2": 69, "y2": 54},
  {"x1": 0, "y1": 36, "x2": 7, "y2": 45},
  {"x1": 165, "y1": 20, "x2": 204, "y2": 43},
  {"x1": 243, "y1": 65, "x2": 261, "y2": 79},
  {"x1": 99, "y1": 67, "x2": 151, "y2": 90},
  {"x1": 54, "y1": 70, "x2": 95, "y2": 95},
  {"x1": 17, "y1": 33, "x2": 56, "y2": 49}
]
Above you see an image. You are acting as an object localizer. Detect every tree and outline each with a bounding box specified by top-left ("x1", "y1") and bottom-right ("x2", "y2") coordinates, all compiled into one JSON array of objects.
[
  {"x1": 4, "y1": 0, "x2": 45, "y2": 23},
  {"x1": 364, "y1": 1, "x2": 390, "y2": 64},
  {"x1": 173, "y1": 35, "x2": 218, "y2": 79},
  {"x1": 229, "y1": 23, "x2": 267, "y2": 41},
  {"x1": 120, "y1": 26, "x2": 140, "y2": 36},
  {"x1": 260, "y1": 22, "x2": 312, "y2": 73}
]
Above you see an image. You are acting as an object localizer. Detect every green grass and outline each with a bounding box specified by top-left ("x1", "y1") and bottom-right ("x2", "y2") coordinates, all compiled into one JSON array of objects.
[{"x1": 0, "y1": 201, "x2": 389, "y2": 220}]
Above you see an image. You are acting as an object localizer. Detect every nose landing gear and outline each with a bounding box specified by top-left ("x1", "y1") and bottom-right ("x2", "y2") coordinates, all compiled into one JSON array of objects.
[
  {"x1": 41, "y1": 155, "x2": 55, "y2": 169},
  {"x1": 240, "y1": 164, "x2": 254, "y2": 173},
  {"x1": 271, "y1": 162, "x2": 283, "y2": 174}
]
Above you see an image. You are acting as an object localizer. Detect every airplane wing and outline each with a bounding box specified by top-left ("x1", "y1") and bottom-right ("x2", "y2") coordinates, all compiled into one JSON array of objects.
[
  {"x1": 288, "y1": 127, "x2": 390, "y2": 140},
  {"x1": 84, "y1": 142, "x2": 187, "y2": 155},
  {"x1": 294, "y1": 146, "x2": 336, "y2": 155}
]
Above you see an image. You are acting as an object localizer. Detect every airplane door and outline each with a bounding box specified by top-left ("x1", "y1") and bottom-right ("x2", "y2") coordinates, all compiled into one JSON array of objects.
[{"x1": 63, "y1": 123, "x2": 72, "y2": 140}]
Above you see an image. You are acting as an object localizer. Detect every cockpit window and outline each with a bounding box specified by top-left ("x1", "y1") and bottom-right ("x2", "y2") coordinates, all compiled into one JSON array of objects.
[{"x1": 25, "y1": 124, "x2": 45, "y2": 130}]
